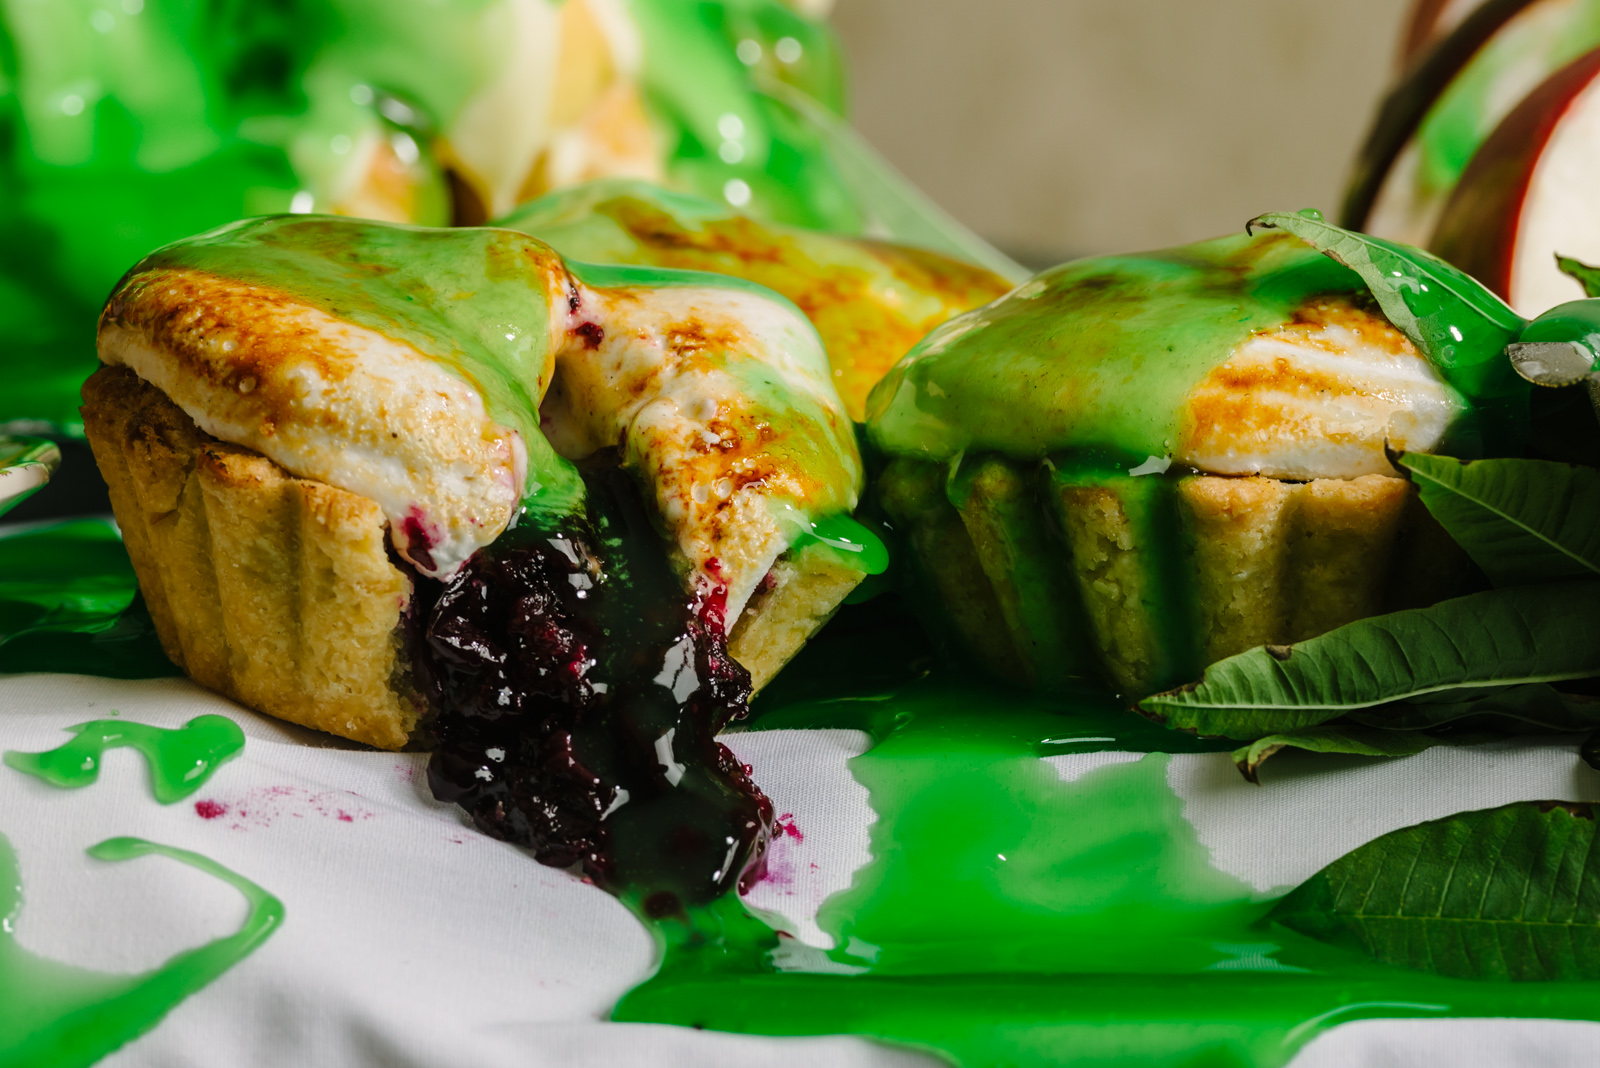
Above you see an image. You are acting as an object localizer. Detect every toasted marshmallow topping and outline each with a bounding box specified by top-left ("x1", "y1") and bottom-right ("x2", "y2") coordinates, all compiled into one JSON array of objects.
[
  {"x1": 99, "y1": 269, "x2": 525, "y2": 578},
  {"x1": 1179, "y1": 297, "x2": 1464, "y2": 480},
  {"x1": 545, "y1": 282, "x2": 859, "y2": 622}
]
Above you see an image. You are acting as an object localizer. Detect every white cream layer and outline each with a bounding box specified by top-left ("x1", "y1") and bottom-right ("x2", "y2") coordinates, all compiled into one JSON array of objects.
[{"x1": 1179, "y1": 310, "x2": 1465, "y2": 481}]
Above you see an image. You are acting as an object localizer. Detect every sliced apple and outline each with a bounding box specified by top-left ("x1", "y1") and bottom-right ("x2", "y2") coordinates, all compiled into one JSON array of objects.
[
  {"x1": 1341, "y1": 0, "x2": 1600, "y2": 245},
  {"x1": 1431, "y1": 46, "x2": 1600, "y2": 316}
]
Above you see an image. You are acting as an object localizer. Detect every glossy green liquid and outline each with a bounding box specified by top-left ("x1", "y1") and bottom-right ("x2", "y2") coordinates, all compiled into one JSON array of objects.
[
  {"x1": 4, "y1": 715, "x2": 244, "y2": 804},
  {"x1": 0, "y1": 834, "x2": 282, "y2": 1068},
  {"x1": 0, "y1": 520, "x2": 179, "y2": 681},
  {"x1": 615, "y1": 607, "x2": 1600, "y2": 1066},
  {"x1": 791, "y1": 513, "x2": 890, "y2": 576}
]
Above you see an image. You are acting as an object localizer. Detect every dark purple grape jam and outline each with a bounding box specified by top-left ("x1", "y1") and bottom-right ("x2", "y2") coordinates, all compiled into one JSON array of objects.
[{"x1": 419, "y1": 465, "x2": 771, "y2": 910}]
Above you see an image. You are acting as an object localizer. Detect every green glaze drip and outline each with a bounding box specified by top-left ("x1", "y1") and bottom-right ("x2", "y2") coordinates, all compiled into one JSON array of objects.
[
  {"x1": 4, "y1": 715, "x2": 244, "y2": 804},
  {"x1": 770, "y1": 502, "x2": 889, "y2": 576},
  {"x1": 1520, "y1": 298, "x2": 1600, "y2": 350},
  {"x1": 864, "y1": 229, "x2": 1363, "y2": 464},
  {"x1": 1043, "y1": 457, "x2": 1206, "y2": 694},
  {"x1": 0, "y1": 0, "x2": 502, "y2": 431},
  {"x1": 613, "y1": 612, "x2": 1600, "y2": 1066},
  {"x1": 627, "y1": 0, "x2": 853, "y2": 234},
  {"x1": 1507, "y1": 298, "x2": 1600, "y2": 388},
  {"x1": 0, "y1": 834, "x2": 282, "y2": 1068}
]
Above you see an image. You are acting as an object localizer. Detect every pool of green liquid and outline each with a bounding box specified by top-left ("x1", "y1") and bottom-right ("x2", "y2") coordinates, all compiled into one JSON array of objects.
[{"x1": 614, "y1": 600, "x2": 1600, "y2": 1067}]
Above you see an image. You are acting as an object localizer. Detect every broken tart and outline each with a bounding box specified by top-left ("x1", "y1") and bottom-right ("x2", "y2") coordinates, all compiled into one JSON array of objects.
[{"x1": 83, "y1": 214, "x2": 879, "y2": 904}]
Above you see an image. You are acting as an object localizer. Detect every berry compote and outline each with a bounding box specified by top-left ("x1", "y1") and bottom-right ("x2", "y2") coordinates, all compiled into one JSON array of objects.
[{"x1": 419, "y1": 464, "x2": 771, "y2": 913}]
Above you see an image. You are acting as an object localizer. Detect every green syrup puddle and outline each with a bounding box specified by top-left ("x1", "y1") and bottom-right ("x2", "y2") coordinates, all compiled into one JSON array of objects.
[
  {"x1": 614, "y1": 604, "x2": 1600, "y2": 1067},
  {"x1": 4, "y1": 715, "x2": 244, "y2": 804},
  {"x1": 0, "y1": 834, "x2": 282, "y2": 1068}
]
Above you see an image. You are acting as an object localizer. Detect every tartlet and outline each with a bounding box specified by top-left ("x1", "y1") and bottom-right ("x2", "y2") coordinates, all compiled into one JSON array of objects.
[
  {"x1": 84, "y1": 215, "x2": 873, "y2": 748},
  {"x1": 866, "y1": 220, "x2": 1519, "y2": 698}
]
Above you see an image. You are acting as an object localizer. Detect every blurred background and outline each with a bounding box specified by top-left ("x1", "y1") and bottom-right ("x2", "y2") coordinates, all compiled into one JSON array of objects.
[
  {"x1": 0, "y1": 0, "x2": 1432, "y2": 523},
  {"x1": 834, "y1": 0, "x2": 1410, "y2": 267}
]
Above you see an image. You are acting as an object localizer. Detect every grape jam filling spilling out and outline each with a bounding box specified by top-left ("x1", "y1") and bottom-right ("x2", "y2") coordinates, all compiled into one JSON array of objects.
[{"x1": 418, "y1": 464, "x2": 771, "y2": 912}]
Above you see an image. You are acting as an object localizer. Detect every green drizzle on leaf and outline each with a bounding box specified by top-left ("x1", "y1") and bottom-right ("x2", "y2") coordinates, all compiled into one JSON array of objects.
[
  {"x1": 1509, "y1": 299, "x2": 1600, "y2": 390},
  {"x1": 1246, "y1": 210, "x2": 1524, "y2": 409},
  {"x1": 1138, "y1": 583, "x2": 1600, "y2": 740},
  {"x1": 1398, "y1": 454, "x2": 1600, "y2": 585},
  {"x1": 1271, "y1": 801, "x2": 1600, "y2": 980}
]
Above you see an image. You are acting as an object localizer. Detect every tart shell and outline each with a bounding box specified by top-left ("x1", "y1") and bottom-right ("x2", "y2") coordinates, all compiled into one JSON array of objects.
[{"x1": 880, "y1": 455, "x2": 1474, "y2": 700}]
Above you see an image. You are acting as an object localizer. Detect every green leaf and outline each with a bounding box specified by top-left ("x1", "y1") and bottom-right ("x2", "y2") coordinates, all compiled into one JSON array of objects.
[
  {"x1": 1399, "y1": 454, "x2": 1600, "y2": 585},
  {"x1": 1233, "y1": 726, "x2": 1439, "y2": 785},
  {"x1": 1270, "y1": 801, "x2": 1600, "y2": 980},
  {"x1": 0, "y1": 521, "x2": 177, "y2": 680},
  {"x1": 1138, "y1": 583, "x2": 1600, "y2": 739},
  {"x1": 1558, "y1": 255, "x2": 1600, "y2": 298},
  {"x1": 1235, "y1": 685, "x2": 1599, "y2": 783},
  {"x1": 1350, "y1": 683, "x2": 1600, "y2": 734},
  {"x1": 1247, "y1": 210, "x2": 1524, "y2": 406}
]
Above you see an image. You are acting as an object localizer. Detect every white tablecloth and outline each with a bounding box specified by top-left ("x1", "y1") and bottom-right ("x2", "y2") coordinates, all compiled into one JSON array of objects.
[{"x1": 3, "y1": 673, "x2": 1599, "y2": 1067}]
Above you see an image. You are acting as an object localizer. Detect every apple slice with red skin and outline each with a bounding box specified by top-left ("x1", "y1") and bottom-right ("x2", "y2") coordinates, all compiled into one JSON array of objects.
[
  {"x1": 1343, "y1": 0, "x2": 1537, "y2": 234},
  {"x1": 1431, "y1": 46, "x2": 1600, "y2": 316}
]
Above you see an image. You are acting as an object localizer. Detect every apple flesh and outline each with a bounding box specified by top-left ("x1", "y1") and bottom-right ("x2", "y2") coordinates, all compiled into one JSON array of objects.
[{"x1": 1432, "y1": 46, "x2": 1600, "y2": 316}]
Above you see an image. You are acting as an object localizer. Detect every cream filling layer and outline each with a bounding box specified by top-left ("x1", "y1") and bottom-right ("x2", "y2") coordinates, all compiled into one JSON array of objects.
[{"x1": 1178, "y1": 315, "x2": 1465, "y2": 481}]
